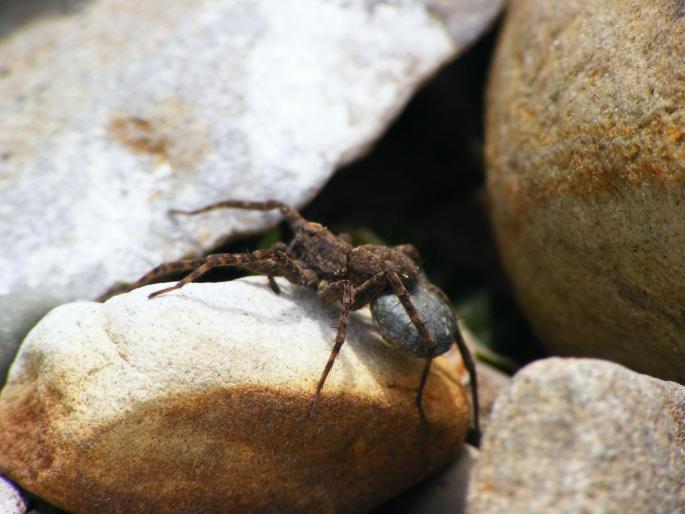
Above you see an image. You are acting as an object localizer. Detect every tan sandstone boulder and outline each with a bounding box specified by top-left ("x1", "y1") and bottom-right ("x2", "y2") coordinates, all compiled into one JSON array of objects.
[
  {"x1": 0, "y1": 277, "x2": 468, "y2": 514},
  {"x1": 486, "y1": 0, "x2": 685, "y2": 381}
]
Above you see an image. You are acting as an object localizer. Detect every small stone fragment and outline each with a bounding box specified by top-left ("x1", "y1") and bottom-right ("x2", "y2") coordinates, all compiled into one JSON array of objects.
[
  {"x1": 0, "y1": 476, "x2": 26, "y2": 514},
  {"x1": 0, "y1": 277, "x2": 469, "y2": 514},
  {"x1": 466, "y1": 358, "x2": 685, "y2": 514}
]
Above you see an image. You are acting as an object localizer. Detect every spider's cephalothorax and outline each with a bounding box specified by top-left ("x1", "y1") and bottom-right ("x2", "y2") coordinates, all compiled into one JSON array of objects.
[{"x1": 110, "y1": 199, "x2": 479, "y2": 436}]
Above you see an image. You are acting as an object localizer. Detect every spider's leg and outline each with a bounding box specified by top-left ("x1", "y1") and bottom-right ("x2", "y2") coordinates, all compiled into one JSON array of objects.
[
  {"x1": 416, "y1": 352, "x2": 435, "y2": 424},
  {"x1": 348, "y1": 272, "x2": 388, "y2": 309},
  {"x1": 170, "y1": 199, "x2": 305, "y2": 231},
  {"x1": 267, "y1": 275, "x2": 281, "y2": 294},
  {"x1": 148, "y1": 250, "x2": 316, "y2": 299},
  {"x1": 425, "y1": 284, "x2": 480, "y2": 439},
  {"x1": 454, "y1": 324, "x2": 480, "y2": 439},
  {"x1": 385, "y1": 271, "x2": 437, "y2": 427},
  {"x1": 310, "y1": 280, "x2": 354, "y2": 418},
  {"x1": 264, "y1": 242, "x2": 289, "y2": 294},
  {"x1": 97, "y1": 258, "x2": 206, "y2": 301}
]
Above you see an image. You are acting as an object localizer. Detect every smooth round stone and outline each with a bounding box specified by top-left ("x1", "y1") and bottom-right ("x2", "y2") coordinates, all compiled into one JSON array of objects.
[
  {"x1": 486, "y1": 0, "x2": 685, "y2": 381},
  {"x1": 0, "y1": 277, "x2": 468, "y2": 514},
  {"x1": 371, "y1": 285, "x2": 458, "y2": 358}
]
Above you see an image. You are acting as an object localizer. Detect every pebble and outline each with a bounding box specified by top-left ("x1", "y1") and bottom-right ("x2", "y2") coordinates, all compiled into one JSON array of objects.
[{"x1": 0, "y1": 476, "x2": 26, "y2": 514}]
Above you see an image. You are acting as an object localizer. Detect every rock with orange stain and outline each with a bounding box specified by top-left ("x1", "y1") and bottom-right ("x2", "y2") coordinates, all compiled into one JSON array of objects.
[
  {"x1": 0, "y1": 0, "x2": 503, "y2": 303},
  {"x1": 0, "y1": 277, "x2": 469, "y2": 514},
  {"x1": 486, "y1": 0, "x2": 685, "y2": 381}
]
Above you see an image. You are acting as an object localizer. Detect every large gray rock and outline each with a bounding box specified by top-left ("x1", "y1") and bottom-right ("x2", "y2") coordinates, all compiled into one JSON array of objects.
[
  {"x1": 0, "y1": 0, "x2": 502, "y2": 302},
  {"x1": 486, "y1": 0, "x2": 685, "y2": 382},
  {"x1": 0, "y1": 277, "x2": 469, "y2": 514},
  {"x1": 467, "y1": 358, "x2": 685, "y2": 514}
]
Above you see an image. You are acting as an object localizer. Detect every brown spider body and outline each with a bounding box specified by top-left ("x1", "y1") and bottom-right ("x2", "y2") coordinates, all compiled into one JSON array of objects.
[{"x1": 105, "y1": 199, "x2": 479, "y2": 437}]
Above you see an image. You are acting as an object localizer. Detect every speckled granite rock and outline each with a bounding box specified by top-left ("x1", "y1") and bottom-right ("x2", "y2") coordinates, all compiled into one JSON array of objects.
[
  {"x1": 486, "y1": 0, "x2": 685, "y2": 381},
  {"x1": 0, "y1": 0, "x2": 502, "y2": 302},
  {"x1": 466, "y1": 358, "x2": 685, "y2": 514},
  {"x1": 0, "y1": 277, "x2": 469, "y2": 514}
]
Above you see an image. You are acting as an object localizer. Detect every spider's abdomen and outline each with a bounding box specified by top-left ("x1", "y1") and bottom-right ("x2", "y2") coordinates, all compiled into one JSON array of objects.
[
  {"x1": 348, "y1": 245, "x2": 419, "y2": 285},
  {"x1": 370, "y1": 285, "x2": 457, "y2": 358}
]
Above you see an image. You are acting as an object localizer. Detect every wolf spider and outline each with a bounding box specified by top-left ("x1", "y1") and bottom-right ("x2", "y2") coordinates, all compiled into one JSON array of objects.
[{"x1": 111, "y1": 199, "x2": 479, "y2": 435}]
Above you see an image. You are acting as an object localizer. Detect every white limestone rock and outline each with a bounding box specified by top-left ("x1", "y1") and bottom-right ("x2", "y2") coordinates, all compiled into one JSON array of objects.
[
  {"x1": 0, "y1": 277, "x2": 468, "y2": 513},
  {"x1": 0, "y1": 0, "x2": 502, "y2": 301}
]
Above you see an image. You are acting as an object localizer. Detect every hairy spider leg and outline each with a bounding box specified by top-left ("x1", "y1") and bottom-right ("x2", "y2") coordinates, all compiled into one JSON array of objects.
[
  {"x1": 310, "y1": 270, "x2": 439, "y2": 426},
  {"x1": 170, "y1": 199, "x2": 306, "y2": 232},
  {"x1": 266, "y1": 242, "x2": 289, "y2": 294},
  {"x1": 97, "y1": 258, "x2": 209, "y2": 301},
  {"x1": 453, "y1": 327, "x2": 480, "y2": 438},
  {"x1": 425, "y1": 283, "x2": 480, "y2": 438},
  {"x1": 310, "y1": 280, "x2": 354, "y2": 418},
  {"x1": 147, "y1": 250, "x2": 317, "y2": 299},
  {"x1": 309, "y1": 272, "x2": 393, "y2": 418},
  {"x1": 385, "y1": 271, "x2": 438, "y2": 428}
]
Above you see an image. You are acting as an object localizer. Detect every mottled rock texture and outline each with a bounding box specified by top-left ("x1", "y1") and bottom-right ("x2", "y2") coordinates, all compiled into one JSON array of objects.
[
  {"x1": 0, "y1": 0, "x2": 502, "y2": 302},
  {"x1": 467, "y1": 358, "x2": 685, "y2": 514},
  {"x1": 486, "y1": 0, "x2": 685, "y2": 381},
  {"x1": 0, "y1": 277, "x2": 469, "y2": 514}
]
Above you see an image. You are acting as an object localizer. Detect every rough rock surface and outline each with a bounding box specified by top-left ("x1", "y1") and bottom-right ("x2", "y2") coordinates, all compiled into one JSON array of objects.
[
  {"x1": 0, "y1": 277, "x2": 469, "y2": 514},
  {"x1": 0, "y1": 293, "x2": 62, "y2": 387},
  {"x1": 466, "y1": 358, "x2": 685, "y2": 514},
  {"x1": 0, "y1": 0, "x2": 502, "y2": 302},
  {"x1": 0, "y1": 476, "x2": 26, "y2": 514},
  {"x1": 486, "y1": 0, "x2": 685, "y2": 381}
]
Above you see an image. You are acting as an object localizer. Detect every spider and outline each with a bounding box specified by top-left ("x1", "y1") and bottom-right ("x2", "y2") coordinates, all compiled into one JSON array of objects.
[{"x1": 110, "y1": 199, "x2": 479, "y2": 436}]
